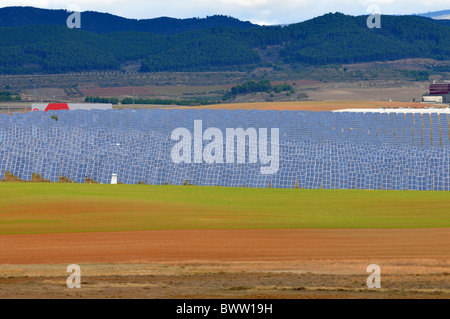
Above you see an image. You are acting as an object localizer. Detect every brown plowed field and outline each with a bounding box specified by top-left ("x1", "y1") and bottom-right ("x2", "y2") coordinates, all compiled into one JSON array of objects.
[
  {"x1": 172, "y1": 100, "x2": 438, "y2": 111},
  {"x1": 1, "y1": 229, "x2": 449, "y2": 298},
  {"x1": 1, "y1": 229, "x2": 449, "y2": 264}
]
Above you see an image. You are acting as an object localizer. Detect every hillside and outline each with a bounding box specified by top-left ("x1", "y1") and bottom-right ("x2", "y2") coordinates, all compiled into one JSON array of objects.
[
  {"x1": 0, "y1": 7, "x2": 256, "y2": 34},
  {"x1": 0, "y1": 10, "x2": 449, "y2": 74}
]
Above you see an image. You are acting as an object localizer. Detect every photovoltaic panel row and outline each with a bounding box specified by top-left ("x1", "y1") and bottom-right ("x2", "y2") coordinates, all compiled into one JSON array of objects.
[{"x1": 0, "y1": 109, "x2": 449, "y2": 190}]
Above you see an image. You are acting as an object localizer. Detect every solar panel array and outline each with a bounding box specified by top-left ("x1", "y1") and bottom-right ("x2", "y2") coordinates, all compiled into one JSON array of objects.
[{"x1": 0, "y1": 109, "x2": 449, "y2": 190}]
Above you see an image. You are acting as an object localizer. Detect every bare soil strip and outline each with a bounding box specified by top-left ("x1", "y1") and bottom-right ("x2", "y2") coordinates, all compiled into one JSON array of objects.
[
  {"x1": 1, "y1": 264, "x2": 449, "y2": 299},
  {"x1": 1, "y1": 229, "x2": 448, "y2": 298},
  {"x1": 1, "y1": 229, "x2": 448, "y2": 265}
]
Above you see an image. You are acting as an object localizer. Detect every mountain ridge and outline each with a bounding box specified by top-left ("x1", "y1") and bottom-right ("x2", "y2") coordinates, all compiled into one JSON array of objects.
[
  {"x1": 0, "y1": 9, "x2": 449, "y2": 75},
  {"x1": 0, "y1": 6, "x2": 257, "y2": 34}
]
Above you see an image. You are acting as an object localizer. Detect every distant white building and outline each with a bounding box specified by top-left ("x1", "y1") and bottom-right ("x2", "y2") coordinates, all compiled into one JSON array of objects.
[
  {"x1": 334, "y1": 108, "x2": 450, "y2": 114},
  {"x1": 31, "y1": 103, "x2": 112, "y2": 112},
  {"x1": 422, "y1": 95, "x2": 448, "y2": 104}
]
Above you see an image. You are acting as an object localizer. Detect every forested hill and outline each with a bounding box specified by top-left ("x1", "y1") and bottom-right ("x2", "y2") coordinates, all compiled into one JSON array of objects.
[
  {"x1": 0, "y1": 7, "x2": 256, "y2": 34},
  {"x1": 0, "y1": 11, "x2": 449, "y2": 74}
]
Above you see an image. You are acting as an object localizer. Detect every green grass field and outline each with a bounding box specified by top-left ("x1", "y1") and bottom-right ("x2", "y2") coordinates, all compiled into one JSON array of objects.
[{"x1": 0, "y1": 183, "x2": 449, "y2": 235}]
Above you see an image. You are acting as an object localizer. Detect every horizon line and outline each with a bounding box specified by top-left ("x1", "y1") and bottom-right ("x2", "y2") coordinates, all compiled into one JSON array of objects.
[{"x1": 0, "y1": 5, "x2": 449, "y2": 26}]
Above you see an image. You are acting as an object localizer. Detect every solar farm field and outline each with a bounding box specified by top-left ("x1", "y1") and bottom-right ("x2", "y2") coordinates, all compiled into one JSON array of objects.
[
  {"x1": 1, "y1": 107, "x2": 449, "y2": 299},
  {"x1": 2, "y1": 109, "x2": 450, "y2": 189},
  {"x1": 0, "y1": 183, "x2": 449, "y2": 298}
]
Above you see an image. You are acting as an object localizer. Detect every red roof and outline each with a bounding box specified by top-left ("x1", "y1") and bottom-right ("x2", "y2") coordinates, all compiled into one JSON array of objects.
[{"x1": 44, "y1": 103, "x2": 70, "y2": 111}]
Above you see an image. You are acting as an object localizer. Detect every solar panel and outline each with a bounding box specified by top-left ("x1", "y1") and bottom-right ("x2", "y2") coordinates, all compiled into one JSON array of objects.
[{"x1": 0, "y1": 109, "x2": 449, "y2": 190}]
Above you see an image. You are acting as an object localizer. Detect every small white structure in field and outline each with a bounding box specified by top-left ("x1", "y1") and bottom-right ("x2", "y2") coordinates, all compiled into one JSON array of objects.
[{"x1": 111, "y1": 174, "x2": 118, "y2": 185}]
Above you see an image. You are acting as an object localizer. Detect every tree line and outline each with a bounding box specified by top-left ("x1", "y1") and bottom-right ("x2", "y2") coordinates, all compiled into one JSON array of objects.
[
  {"x1": 0, "y1": 91, "x2": 21, "y2": 101},
  {"x1": 84, "y1": 80, "x2": 295, "y2": 105},
  {"x1": 85, "y1": 96, "x2": 220, "y2": 106},
  {"x1": 224, "y1": 80, "x2": 295, "y2": 99}
]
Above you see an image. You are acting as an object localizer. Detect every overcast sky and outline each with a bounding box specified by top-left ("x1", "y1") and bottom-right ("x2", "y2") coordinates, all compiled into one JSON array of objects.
[{"x1": 1, "y1": 0, "x2": 449, "y2": 25}]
